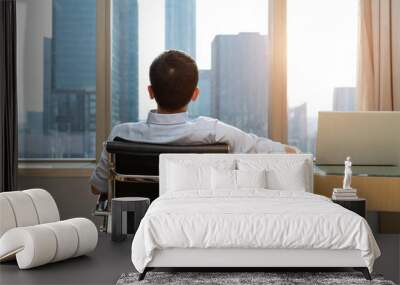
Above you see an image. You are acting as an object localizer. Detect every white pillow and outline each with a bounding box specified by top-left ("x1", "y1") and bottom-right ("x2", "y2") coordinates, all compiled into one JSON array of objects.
[
  {"x1": 266, "y1": 166, "x2": 306, "y2": 191},
  {"x1": 211, "y1": 169, "x2": 236, "y2": 190},
  {"x1": 166, "y1": 160, "x2": 235, "y2": 192},
  {"x1": 211, "y1": 169, "x2": 267, "y2": 191},
  {"x1": 236, "y1": 169, "x2": 267, "y2": 189},
  {"x1": 237, "y1": 158, "x2": 308, "y2": 191},
  {"x1": 167, "y1": 163, "x2": 210, "y2": 191}
]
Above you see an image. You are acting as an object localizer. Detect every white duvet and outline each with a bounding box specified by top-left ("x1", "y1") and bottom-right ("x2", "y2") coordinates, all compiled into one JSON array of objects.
[{"x1": 131, "y1": 190, "x2": 380, "y2": 273}]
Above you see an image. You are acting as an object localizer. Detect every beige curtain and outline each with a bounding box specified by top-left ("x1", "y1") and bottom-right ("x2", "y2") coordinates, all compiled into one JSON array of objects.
[
  {"x1": 357, "y1": 0, "x2": 400, "y2": 111},
  {"x1": 268, "y1": 0, "x2": 288, "y2": 144}
]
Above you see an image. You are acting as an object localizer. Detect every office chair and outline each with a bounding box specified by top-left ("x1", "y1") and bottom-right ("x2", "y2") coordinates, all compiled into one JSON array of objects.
[{"x1": 95, "y1": 137, "x2": 229, "y2": 232}]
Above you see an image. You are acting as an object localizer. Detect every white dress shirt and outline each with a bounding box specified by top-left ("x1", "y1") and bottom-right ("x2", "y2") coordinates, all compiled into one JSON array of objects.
[{"x1": 90, "y1": 110, "x2": 285, "y2": 193}]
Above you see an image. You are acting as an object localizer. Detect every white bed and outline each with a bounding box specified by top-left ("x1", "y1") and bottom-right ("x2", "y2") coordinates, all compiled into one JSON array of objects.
[{"x1": 131, "y1": 154, "x2": 380, "y2": 280}]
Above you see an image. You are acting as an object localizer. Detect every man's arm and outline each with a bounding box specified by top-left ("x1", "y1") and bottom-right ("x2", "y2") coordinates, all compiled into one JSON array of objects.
[
  {"x1": 89, "y1": 146, "x2": 110, "y2": 195},
  {"x1": 215, "y1": 121, "x2": 299, "y2": 153},
  {"x1": 90, "y1": 124, "x2": 126, "y2": 195},
  {"x1": 90, "y1": 125, "x2": 124, "y2": 195},
  {"x1": 284, "y1": 145, "x2": 298, "y2": 153},
  {"x1": 91, "y1": 185, "x2": 101, "y2": 195}
]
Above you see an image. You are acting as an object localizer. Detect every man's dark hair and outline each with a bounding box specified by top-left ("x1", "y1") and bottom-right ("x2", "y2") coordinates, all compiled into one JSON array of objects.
[{"x1": 149, "y1": 50, "x2": 198, "y2": 111}]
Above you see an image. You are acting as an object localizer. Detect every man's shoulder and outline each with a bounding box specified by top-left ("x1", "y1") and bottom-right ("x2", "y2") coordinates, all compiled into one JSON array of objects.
[
  {"x1": 112, "y1": 121, "x2": 144, "y2": 130},
  {"x1": 193, "y1": 115, "x2": 219, "y2": 123},
  {"x1": 117, "y1": 121, "x2": 144, "y2": 126},
  {"x1": 189, "y1": 116, "x2": 223, "y2": 130},
  {"x1": 109, "y1": 121, "x2": 145, "y2": 138},
  {"x1": 191, "y1": 116, "x2": 241, "y2": 132}
]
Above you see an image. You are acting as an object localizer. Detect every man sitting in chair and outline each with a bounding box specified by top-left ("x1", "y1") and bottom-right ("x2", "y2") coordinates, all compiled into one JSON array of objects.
[{"x1": 90, "y1": 50, "x2": 297, "y2": 195}]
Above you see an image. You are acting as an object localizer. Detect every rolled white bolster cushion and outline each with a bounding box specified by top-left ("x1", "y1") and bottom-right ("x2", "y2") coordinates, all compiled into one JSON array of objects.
[
  {"x1": 42, "y1": 221, "x2": 79, "y2": 263},
  {"x1": 0, "y1": 226, "x2": 57, "y2": 269},
  {"x1": 0, "y1": 191, "x2": 39, "y2": 227},
  {"x1": 23, "y1": 189, "x2": 60, "y2": 224},
  {"x1": 0, "y1": 218, "x2": 98, "y2": 269},
  {"x1": 65, "y1": 218, "x2": 98, "y2": 257},
  {"x1": 0, "y1": 196, "x2": 17, "y2": 237},
  {"x1": 0, "y1": 189, "x2": 60, "y2": 239}
]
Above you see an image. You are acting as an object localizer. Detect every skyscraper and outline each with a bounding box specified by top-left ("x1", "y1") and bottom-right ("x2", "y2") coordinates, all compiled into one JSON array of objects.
[
  {"x1": 165, "y1": 0, "x2": 196, "y2": 58},
  {"x1": 53, "y1": 0, "x2": 97, "y2": 91},
  {"x1": 37, "y1": 0, "x2": 139, "y2": 158},
  {"x1": 211, "y1": 33, "x2": 268, "y2": 137},
  {"x1": 333, "y1": 87, "x2": 356, "y2": 111},
  {"x1": 111, "y1": 0, "x2": 139, "y2": 126},
  {"x1": 42, "y1": 0, "x2": 97, "y2": 158},
  {"x1": 288, "y1": 103, "x2": 308, "y2": 152},
  {"x1": 189, "y1": 70, "x2": 211, "y2": 117},
  {"x1": 18, "y1": 0, "x2": 53, "y2": 158}
]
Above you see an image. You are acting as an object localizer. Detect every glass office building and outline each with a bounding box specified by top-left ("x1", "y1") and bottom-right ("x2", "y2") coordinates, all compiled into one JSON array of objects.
[
  {"x1": 111, "y1": 0, "x2": 139, "y2": 126},
  {"x1": 46, "y1": 0, "x2": 96, "y2": 158},
  {"x1": 165, "y1": 0, "x2": 196, "y2": 59},
  {"x1": 211, "y1": 33, "x2": 268, "y2": 137},
  {"x1": 189, "y1": 69, "x2": 212, "y2": 118}
]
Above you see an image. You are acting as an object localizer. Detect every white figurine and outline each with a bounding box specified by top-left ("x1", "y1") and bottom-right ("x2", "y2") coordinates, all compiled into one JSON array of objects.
[{"x1": 343, "y1": 156, "x2": 352, "y2": 190}]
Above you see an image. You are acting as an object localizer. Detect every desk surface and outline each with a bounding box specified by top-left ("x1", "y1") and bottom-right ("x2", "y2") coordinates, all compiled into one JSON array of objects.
[{"x1": 314, "y1": 165, "x2": 400, "y2": 177}]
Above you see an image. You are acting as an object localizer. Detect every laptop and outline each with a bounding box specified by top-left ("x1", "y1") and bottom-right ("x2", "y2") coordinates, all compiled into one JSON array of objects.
[{"x1": 316, "y1": 111, "x2": 400, "y2": 166}]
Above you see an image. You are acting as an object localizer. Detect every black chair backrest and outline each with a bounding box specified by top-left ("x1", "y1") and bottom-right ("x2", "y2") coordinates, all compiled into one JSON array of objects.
[{"x1": 106, "y1": 137, "x2": 229, "y2": 201}]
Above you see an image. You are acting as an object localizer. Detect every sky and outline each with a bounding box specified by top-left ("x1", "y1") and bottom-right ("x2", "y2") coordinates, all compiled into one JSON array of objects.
[
  {"x1": 138, "y1": 0, "x2": 358, "y2": 119},
  {"x1": 287, "y1": 0, "x2": 358, "y2": 117}
]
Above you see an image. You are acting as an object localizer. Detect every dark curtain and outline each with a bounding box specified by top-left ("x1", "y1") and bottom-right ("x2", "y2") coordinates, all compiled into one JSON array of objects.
[{"x1": 0, "y1": 0, "x2": 17, "y2": 192}]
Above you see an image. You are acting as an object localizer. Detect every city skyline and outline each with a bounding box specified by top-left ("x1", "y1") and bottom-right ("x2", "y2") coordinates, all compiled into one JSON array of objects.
[
  {"x1": 17, "y1": 0, "x2": 357, "y2": 158},
  {"x1": 20, "y1": 0, "x2": 97, "y2": 158},
  {"x1": 138, "y1": 0, "x2": 268, "y2": 118}
]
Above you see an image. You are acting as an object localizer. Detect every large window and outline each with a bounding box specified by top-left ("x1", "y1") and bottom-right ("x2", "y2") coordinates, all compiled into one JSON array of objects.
[
  {"x1": 287, "y1": 0, "x2": 359, "y2": 153},
  {"x1": 17, "y1": 0, "x2": 96, "y2": 159},
  {"x1": 19, "y1": 0, "x2": 358, "y2": 161},
  {"x1": 112, "y1": 0, "x2": 269, "y2": 137},
  {"x1": 18, "y1": 0, "x2": 270, "y2": 161}
]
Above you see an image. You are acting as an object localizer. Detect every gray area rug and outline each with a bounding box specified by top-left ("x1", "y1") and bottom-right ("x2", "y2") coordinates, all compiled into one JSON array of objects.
[{"x1": 116, "y1": 272, "x2": 396, "y2": 285}]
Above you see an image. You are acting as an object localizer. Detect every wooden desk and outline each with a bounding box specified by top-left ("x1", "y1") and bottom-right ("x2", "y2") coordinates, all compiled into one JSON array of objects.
[
  {"x1": 314, "y1": 165, "x2": 400, "y2": 233},
  {"x1": 314, "y1": 175, "x2": 400, "y2": 212}
]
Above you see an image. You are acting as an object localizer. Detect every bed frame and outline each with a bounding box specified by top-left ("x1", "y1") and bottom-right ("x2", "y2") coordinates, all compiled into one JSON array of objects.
[
  {"x1": 137, "y1": 154, "x2": 372, "y2": 281},
  {"x1": 139, "y1": 249, "x2": 371, "y2": 280}
]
